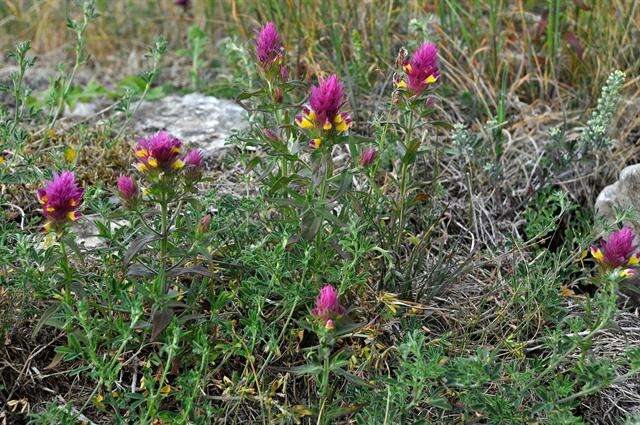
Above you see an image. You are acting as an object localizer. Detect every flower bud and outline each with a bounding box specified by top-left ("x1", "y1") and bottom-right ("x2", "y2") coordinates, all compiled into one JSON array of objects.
[
  {"x1": 312, "y1": 285, "x2": 345, "y2": 323},
  {"x1": 279, "y1": 65, "x2": 289, "y2": 82},
  {"x1": 117, "y1": 175, "x2": 138, "y2": 205},
  {"x1": 273, "y1": 87, "x2": 283, "y2": 103},
  {"x1": 360, "y1": 148, "x2": 377, "y2": 167},
  {"x1": 184, "y1": 149, "x2": 204, "y2": 181}
]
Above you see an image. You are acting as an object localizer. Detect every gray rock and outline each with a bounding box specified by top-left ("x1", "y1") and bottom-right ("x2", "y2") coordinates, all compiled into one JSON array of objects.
[
  {"x1": 73, "y1": 214, "x2": 129, "y2": 250},
  {"x1": 134, "y1": 93, "x2": 247, "y2": 153},
  {"x1": 595, "y1": 164, "x2": 640, "y2": 234},
  {"x1": 65, "y1": 101, "x2": 97, "y2": 118}
]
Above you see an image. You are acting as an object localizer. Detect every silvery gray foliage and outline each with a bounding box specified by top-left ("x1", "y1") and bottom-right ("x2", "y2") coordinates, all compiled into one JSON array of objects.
[{"x1": 580, "y1": 70, "x2": 626, "y2": 153}]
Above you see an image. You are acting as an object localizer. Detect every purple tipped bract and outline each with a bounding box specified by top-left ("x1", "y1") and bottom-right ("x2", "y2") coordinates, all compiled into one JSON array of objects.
[
  {"x1": 117, "y1": 175, "x2": 138, "y2": 202},
  {"x1": 295, "y1": 75, "x2": 352, "y2": 136},
  {"x1": 399, "y1": 42, "x2": 440, "y2": 95},
  {"x1": 360, "y1": 148, "x2": 377, "y2": 167},
  {"x1": 255, "y1": 22, "x2": 283, "y2": 66},
  {"x1": 37, "y1": 171, "x2": 84, "y2": 228},
  {"x1": 309, "y1": 75, "x2": 344, "y2": 125},
  {"x1": 185, "y1": 149, "x2": 204, "y2": 168},
  {"x1": 591, "y1": 227, "x2": 639, "y2": 268},
  {"x1": 134, "y1": 131, "x2": 185, "y2": 173},
  {"x1": 311, "y1": 285, "x2": 345, "y2": 323}
]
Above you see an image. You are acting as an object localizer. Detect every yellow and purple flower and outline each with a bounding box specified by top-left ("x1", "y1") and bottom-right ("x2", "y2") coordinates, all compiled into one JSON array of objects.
[
  {"x1": 591, "y1": 227, "x2": 639, "y2": 268},
  {"x1": 255, "y1": 22, "x2": 283, "y2": 67},
  {"x1": 134, "y1": 131, "x2": 185, "y2": 173},
  {"x1": 37, "y1": 171, "x2": 84, "y2": 230},
  {"x1": 117, "y1": 175, "x2": 138, "y2": 204},
  {"x1": 295, "y1": 75, "x2": 352, "y2": 148},
  {"x1": 311, "y1": 285, "x2": 345, "y2": 326},
  {"x1": 396, "y1": 42, "x2": 440, "y2": 96}
]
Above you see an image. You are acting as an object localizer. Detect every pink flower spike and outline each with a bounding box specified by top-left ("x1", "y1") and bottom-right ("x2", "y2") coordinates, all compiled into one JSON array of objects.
[
  {"x1": 309, "y1": 75, "x2": 345, "y2": 125},
  {"x1": 311, "y1": 285, "x2": 345, "y2": 322},
  {"x1": 37, "y1": 171, "x2": 84, "y2": 229},
  {"x1": 593, "y1": 227, "x2": 639, "y2": 268},
  {"x1": 360, "y1": 148, "x2": 377, "y2": 167},
  {"x1": 134, "y1": 131, "x2": 184, "y2": 173},
  {"x1": 600, "y1": 227, "x2": 638, "y2": 267},
  {"x1": 255, "y1": 22, "x2": 283, "y2": 66},
  {"x1": 403, "y1": 42, "x2": 440, "y2": 95},
  {"x1": 117, "y1": 175, "x2": 138, "y2": 202},
  {"x1": 296, "y1": 75, "x2": 352, "y2": 135},
  {"x1": 185, "y1": 149, "x2": 204, "y2": 168}
]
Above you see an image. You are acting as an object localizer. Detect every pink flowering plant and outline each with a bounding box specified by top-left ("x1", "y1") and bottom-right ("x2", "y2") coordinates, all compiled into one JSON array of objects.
[
  {"x1": 289, "y1": 285, "x2": 369, "y2": 424},
  {"x1": 292, "y1": 74, "x2": 356, "y2": 242},
  {"x1": 234, "y1": 21, "x2": 297, "y2": 188},
  {"x1": 36, "y1": 171, "x2": 84, "y2": 305},
  {"x1": 124, "y1": 131, "x2": 207, "y2": 302},
  {"x1": 238, "y1": 26, "x2": 366, "y2": 248},
  {"x1": 367, "y1": 41, "x2": 442, "y2": 295}
]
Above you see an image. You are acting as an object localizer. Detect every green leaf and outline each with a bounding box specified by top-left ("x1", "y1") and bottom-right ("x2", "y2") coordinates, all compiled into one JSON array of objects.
[
  {"x1": 150, "y1": 308, "x2": 174, "y2": 342},
  {"x1": 333, "y1": 367, "x2": 374, "y2": 387},
  {"x1": 124, "y1": 234, "x2": 160, "y2": 266},
  {"x1": 31, "y1": 303, "x2": 63, "y2": 339},
  {"x1": 288, "y1": 363, "x2": 323, "y2": 376}
]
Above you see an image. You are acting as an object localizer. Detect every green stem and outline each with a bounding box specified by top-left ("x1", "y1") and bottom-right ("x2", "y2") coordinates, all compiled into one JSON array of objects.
[
  {"x1": 59, "y1": 236, "x2": 73, "y2": 305},
  {"x1": 395, "y1": 110, "x2": 415, "y2": 252},
  {"x1": 159, "y1": 194, "x2": 169, "y2": 296},
  {"x1": 317, "y1": 338, "x2": 332, "y2": 425}
]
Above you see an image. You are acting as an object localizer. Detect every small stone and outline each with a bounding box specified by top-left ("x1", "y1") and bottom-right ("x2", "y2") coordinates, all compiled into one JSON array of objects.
[
  {"x1": 72, "y1": 214, "x2": 129, "y2": 250},
  {"x1": 134, "y1": 93, "x2": 247, "y2": 154},
  {"x1": 65, "y1": 102, "x2": 97, "y2": 118},
  {"x1": 595, "y1": 164, "x2": 640, "y2": 235}
]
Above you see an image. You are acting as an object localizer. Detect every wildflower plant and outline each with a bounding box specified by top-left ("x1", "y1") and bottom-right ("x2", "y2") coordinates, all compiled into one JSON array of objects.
[
  {"x1": 291, "y1": 285, "x2": 368, "y2": 424},
  {"x1": 391, "y1": 43, "x2": 440, "y2": 253},
  {"x1": 124, "y1": 131, "x2": 206, "y2": 307},
  {"x1": 293, "y1": 74, "x2": 355, "y2": 241},
  {"x1": 36, "y1": 171, "x2": 84, "y2": 304}
]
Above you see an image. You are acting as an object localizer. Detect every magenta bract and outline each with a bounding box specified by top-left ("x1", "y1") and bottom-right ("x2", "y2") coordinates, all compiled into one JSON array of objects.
[
  {"x1": 134, "y1": 131, "x2": 185, "y2": 173},
  {"x1": 185, "y1": 149, "x2": 204, "y2": 168},
  {"x1": 360, "y1": 148, "x2": 377, "y2": 166},
  {"x1": 37, "y1": 171, "x2": 84, "y2": 229},
  {"x1": 255, "y1": 22, "x2": 283, "y2": 66},
  {"x1": 398, "y1": 42, "x2": 440, "y2": 95},
  {"x1": 295, "y1": 75, "x2": 352, "y2": 137},
  {"x1": 117, "y1": 175, "x2": 138, "y2": 201},
  {"x1": 311, "y1": 285, "x2": 345, "y2": 322},
  {"x1": 591, "y1": 227, "x2": 639, "y2": 268}
]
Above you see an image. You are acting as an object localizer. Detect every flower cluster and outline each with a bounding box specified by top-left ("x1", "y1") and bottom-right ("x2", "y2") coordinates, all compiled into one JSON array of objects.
[
  {"x1": 395, "y1": 42, "x2": 440, "y2": 96},
  {"x1": 134, "y1": 131, "x2": 185, "y2": 173},
  {"x1": 255, "y1": 22, "x2": 284, "y2": 68},
  {"x1": 295, "y1": 75, "x2": 352, "y2": 148},
  {"x1": 591, "y1": 227, "x2": 639, "y2": 277},
  {"x1": 312, "y1": 285, "x2": 345, "y2": 329},
  {"x1": 37, "y1": 171, "x2": 84, "y2": 231}
]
